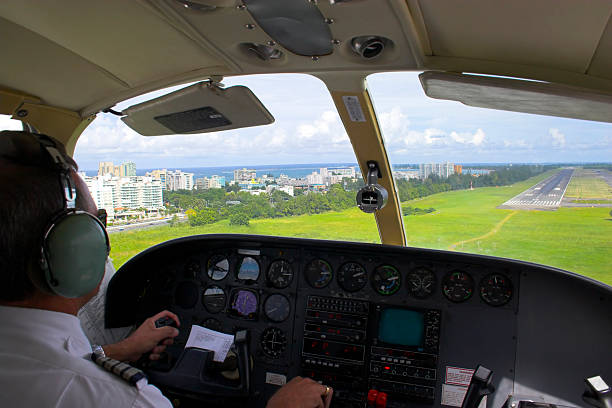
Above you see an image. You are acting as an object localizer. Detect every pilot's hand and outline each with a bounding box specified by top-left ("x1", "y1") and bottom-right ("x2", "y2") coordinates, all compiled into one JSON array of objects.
[
  {"x1": 266, "y1": 376, "x2": 333, "y2": 408},
  {"x1": 103, "y1": 310, "x2": 180, "y2": 362}
]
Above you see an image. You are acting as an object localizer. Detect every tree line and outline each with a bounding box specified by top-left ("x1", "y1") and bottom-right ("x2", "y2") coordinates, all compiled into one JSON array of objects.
[{"x1": 165, "y1": 165, "x2": 552, "y2": 226}]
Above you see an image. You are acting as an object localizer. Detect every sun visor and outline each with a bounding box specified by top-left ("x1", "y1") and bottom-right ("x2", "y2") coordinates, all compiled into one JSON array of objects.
[
  {"x1": 121, "y1": 82, "x2": 274, "y2": 136},
  {"x1": 420, "y1": 71, "x2": 612, "y2": 123}
]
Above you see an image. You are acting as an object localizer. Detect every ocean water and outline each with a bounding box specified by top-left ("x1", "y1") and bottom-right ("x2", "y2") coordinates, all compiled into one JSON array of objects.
[{"x1": 83, "y1": 163, "x2": 358, "y2": 179}]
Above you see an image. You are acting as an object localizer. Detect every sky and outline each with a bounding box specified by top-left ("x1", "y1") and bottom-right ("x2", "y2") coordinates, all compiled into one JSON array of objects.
[{"x1": 2, "y1": 72, "x2": 610, "y2": 171}]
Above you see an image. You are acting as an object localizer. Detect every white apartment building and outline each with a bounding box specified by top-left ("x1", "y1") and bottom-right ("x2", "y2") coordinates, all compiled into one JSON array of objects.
[
  {"x1": 83, "y1": 174, "x2": 163, "y2": 218},
  {"x1": 166, "y1": 170, "x2": 194, "y2": 191},
  {"x1": 195, "y1": 175, "x2": 225, "y2": 190},
  {"x1": 419, "y1": 162, "x2": 455, "y2": 179}
]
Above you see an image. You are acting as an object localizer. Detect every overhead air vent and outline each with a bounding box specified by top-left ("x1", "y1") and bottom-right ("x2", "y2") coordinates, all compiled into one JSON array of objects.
[{"x1": 351, "y1": 36, "x2": 390, "y2": 59}]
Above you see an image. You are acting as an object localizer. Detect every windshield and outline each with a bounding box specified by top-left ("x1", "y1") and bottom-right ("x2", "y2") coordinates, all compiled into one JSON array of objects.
[
  {"x1": 368, "y1": 72, "x2": 612, "y2": 286},
  {"x1": 74, "y1": 74, "x2": 380, "y2": 268}
]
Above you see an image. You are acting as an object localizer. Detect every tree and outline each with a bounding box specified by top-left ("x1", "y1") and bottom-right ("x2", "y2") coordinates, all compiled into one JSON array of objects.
[{"x1": 229, "y1": 212, "x2": 250, "y2": 226}]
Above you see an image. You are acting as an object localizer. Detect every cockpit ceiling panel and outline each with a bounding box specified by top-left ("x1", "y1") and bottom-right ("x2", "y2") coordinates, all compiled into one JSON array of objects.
[
  {"x1": 588, "y1": 16, "x2": 612, "y2": 80},
  {"x1": 413, "y1": 0, "x2": 612, "y2": 73},
  {"x1": 0, "y1": 0, "x2": 227, "y2": 87},
  {"x1": 0, "y1": 16, "x2": 127, "y2": 112}
]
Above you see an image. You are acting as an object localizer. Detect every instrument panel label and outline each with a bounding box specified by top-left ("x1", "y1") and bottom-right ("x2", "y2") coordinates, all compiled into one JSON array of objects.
[
  {"x1": 445, "y1": 366, "x2": 474, "y2": 386},
  {"x1": 265, "y1": 372, "x2": 287, "y2": 386},
  {"x1": 342, "y1": 96, "x2": 366, "y2": 122},
  {"x1": 441, "y1": 383, "x2": 468, "y2": 407}
]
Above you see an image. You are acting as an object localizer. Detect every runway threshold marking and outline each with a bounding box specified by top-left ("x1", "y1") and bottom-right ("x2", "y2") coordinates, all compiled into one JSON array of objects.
[{"x1": 448, "y1": 210, "x2": 518, "y2": 251}]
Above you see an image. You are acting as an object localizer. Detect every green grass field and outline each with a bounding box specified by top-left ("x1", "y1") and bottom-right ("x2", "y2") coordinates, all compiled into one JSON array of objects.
[
  {"x1": 565, "y1": 169, "x2": 612, "y2": 199},
  {"x1": 110, "y1": 170, "x2": 612, "y2": 286}
]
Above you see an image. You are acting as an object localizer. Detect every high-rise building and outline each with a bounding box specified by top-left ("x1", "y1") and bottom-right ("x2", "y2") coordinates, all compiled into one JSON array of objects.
[
  {"x1": 233, "y1": 168, "x2": 256, "y2": 182},
  {"x1": 83, "y1": 175, "x2": 163, "y2": 217},
  {"x1": 195, "y1": 175, "x2": 226, "y2": 190},
  {"x1": 145, "y1": 169, "x2": 168, "y2": 190},
  {"x1": 120, "y1": 162, "x2": 136, "y2": 177},
  {"x1": 454, "y1": 164, "x2": 463, "y2": 175},
  {"x1": 98, "y1": 161, "x2": 115, "y2": 176},
  {"x1": 166, "y1": 170, "x2": 194, "y2": 191},
  {"x1": 419, "y1": 162, "x2": 455, "y2": 179}
]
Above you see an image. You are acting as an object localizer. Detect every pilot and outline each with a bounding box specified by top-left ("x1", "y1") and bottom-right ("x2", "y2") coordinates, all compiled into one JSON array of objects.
[{"x1": 0, "y1": 131, "x2": 332, "y2": 408}]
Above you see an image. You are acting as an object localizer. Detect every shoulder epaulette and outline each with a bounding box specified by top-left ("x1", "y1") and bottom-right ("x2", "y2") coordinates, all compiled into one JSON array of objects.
[{"x1": 91, "y1": 353, "x2": 147, "y2": 387}]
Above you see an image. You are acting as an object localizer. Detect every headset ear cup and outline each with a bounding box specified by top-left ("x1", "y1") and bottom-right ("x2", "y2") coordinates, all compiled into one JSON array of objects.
[{"x1": 43, "y1": 213, "x2": 108, "y2": 298}]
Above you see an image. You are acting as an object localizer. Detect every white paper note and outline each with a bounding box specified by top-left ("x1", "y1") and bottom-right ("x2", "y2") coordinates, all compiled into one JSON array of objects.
[{"x1": 185, "y1": 325, "x2": 234, "y2": 362}]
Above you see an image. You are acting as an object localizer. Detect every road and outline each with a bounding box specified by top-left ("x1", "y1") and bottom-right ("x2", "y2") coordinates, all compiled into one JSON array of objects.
[
  {"x1": 107, "y1": 214, "x2": 186, "y2": 234},
  {"x1": 498, "y1": 169, "x2": 574, "y2": 210}
]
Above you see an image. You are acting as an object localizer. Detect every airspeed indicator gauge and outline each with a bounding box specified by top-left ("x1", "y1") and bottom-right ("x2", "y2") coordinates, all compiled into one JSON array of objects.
[
  {"x1": 338, "y1": 262, "x2": 367, "y2": 292},
  {"x1": 442, "y1": 270, "x2": 474, "y2": 302},
  {"x1": 479, "y1": 273, "x2": 513, "y2": 306},
  {"x1": 372, "y1": 265, "x2": 401, "y2": 295}
]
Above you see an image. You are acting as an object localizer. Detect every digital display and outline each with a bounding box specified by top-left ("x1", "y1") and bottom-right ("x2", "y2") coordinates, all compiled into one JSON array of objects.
[
  {"x1": 378, "y1": 308, "x2": 424, "y2": 347},
  {"x1": 303, "y1": 338, "x2": 365, "y2": 362}
]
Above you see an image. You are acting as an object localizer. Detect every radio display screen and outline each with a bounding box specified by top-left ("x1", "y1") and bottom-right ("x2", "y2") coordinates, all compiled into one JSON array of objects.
[{"x1": 378, "y1": 308, "x2": 424, "y2": 347}]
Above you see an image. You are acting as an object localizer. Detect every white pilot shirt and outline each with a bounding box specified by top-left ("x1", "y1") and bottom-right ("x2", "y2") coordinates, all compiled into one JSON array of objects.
[{"x1": 0, "y1": 305, "x2": 172, "y2": 408}]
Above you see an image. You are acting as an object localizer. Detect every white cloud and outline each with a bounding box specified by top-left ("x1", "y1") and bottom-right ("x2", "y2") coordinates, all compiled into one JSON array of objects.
[
  {"x1": 449, "y1": 128, "x2": 485, "y2": 146},
  {"x1": 549, "y1": 128, "x2": 566, "y2": 148}
]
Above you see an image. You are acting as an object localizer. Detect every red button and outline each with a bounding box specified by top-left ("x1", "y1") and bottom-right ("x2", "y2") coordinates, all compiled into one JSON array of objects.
[
  {"x1": 376, "y1": 392, "x2": 388, "y2": 408},
  {"x1": 367, "y1": 389, "x2": 378, "y2": 406}
]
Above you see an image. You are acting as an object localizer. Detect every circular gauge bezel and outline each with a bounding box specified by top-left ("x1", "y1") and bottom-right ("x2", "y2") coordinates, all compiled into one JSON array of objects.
[
  {"x1": 207, "y1": 255, "x2": 230, "y2": 281},
  {"x1": 442, "y1": 270, "x2": 474, "y2": 302},
  {"x1": 202, "y1": 285, "x2": 226, "y2": 313},
  {"x1": 479, "y1": 273, "x2": 513, "y2": 306},
  {"x1": 229, "y1": 288, "x2": 259, "y2": 320},
  {"x1": 337, "y1": 262, "x2": 368, "y2": 292},
  {"x1": 260, "y1": 327, "x2": 287, "y2": 358},
  {"x1": 371, "y1": 265, "x2": 402, "y2": 295},
  {"x1": 263, "y1": 293, "x2": 291, "y2": 322},
  {"x1": 407, "y1": 267, "x2": 437, "y2": 299},
  {"x1": 305, "y1": 259, "x2": 334, "y2": 289},
  {"x1": 202, "y1": 317, "x2": 222, "y2": 332},
  {"x1": 237, "y1": 256, "x2": 260, "y2": 281},
  {"x1": 184, "y1": 259, "x2": 201, "y2": 279},
  {"x1": 267, "y1": 259, "x2": 294, "y2": 289}
]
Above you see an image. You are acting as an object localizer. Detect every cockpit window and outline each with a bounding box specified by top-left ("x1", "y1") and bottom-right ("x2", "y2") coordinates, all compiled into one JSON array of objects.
[
  {"x1": 74, "y1": 74, "x2": 380, "y2": 269},
  {"x1": 0, "y1": 114, "x2": 24, "y2": 131},
  {"x1": 368, "y1": 72, "x2": 612, "y2": 286}
]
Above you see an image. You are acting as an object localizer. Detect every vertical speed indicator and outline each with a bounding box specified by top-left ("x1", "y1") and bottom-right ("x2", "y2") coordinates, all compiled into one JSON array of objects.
[{"x1": 442, "y1": 270, "x2": 474, "y2": 302}]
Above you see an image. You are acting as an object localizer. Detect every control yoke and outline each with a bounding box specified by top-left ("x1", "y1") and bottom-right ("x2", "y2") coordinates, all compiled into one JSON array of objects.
[
  {"x1": 147, "y1": 330, "x2": 251, "y2": 401},
  {"x1": 462, "y1": 365, "x2": 495, "y2": 408}
]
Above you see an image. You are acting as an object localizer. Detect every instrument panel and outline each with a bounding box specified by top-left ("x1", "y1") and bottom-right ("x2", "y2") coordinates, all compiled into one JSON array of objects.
[{"x1": 105, "y1": 234, "x2": 612, "y2": 408}]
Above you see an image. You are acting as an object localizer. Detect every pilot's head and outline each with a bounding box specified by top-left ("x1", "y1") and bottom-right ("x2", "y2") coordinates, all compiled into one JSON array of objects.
[{"x1": 0, "y1": 131, "x2": 109, "y2": 307}]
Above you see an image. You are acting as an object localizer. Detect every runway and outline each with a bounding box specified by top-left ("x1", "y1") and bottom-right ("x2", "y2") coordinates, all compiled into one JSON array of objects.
[{"x1": 498, "y1": 169, "x2": 574, "y2": 210}]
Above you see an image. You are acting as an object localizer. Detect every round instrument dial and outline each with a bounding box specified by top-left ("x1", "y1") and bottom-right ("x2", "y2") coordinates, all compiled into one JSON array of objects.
[
  {"x1": 372, "y1": 265, "x2": 401, "y2": 295},
  {"x1": 407, "y1": 267, "x2": 437, "y2": 299},
  {"x1": 305, "y1": 259, "x2": 333, "y2": 288},
  {"x1": 267, "y1": 260, "x2": 294, "y2": 289},
  {"x1": 184, "y1": 259, "x2": 200, "y2": 279},
  {"x1": 237, "y1": 257, "x2": 260, "y2": 281},
  {"x1": 338, "y1": 262, "x2": 367, "y2": 292},
  {"x1": 264, "y1": 294, "x2": 291, "y2": 322},
  {"x1": 260, "y1": 327, "x2": 287, "y2": 358},
  {"x1": 442, "y1": 270, "x2": 474, "y2": 302},
  {"x1": 230, "y1": 289, "x2": 258, "y2": 319},
  {"x1": 479, "y1": 273, "x2": 513, "y2": 306},
  {"x1": 202, "y1": 286, "x2": 226, "y2": 313},
  {"x1": 207, "y1": 255, "x2": 229, "y2": 281}
]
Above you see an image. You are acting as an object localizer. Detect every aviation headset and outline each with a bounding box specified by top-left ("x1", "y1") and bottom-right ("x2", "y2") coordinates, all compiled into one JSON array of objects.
[{"x1": 0, "y1": 131, "x2": 110, "y2": 298}]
